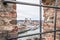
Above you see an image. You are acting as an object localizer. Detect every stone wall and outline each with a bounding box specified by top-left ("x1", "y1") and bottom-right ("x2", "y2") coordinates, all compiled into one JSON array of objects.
[
  {"x1": 0, "y1": 0, "x2": 17, "y2": 40},
  {"x1": 43, "y1": 0, "x2": 60, "y2": 40}
]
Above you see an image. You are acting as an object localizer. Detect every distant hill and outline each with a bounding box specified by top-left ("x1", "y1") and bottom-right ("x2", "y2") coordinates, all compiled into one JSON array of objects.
[{"x1": 17, "y1": 20, "x2": 40, "y2": 23}]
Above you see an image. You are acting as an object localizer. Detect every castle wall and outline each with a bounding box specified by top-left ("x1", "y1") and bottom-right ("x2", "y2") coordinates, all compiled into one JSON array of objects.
[{"x1": 0, "y1": 0, "x2": 17, "y2": 40}]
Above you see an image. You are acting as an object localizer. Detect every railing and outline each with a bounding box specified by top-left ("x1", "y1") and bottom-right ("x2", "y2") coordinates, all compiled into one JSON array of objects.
[{"x1": 2, "y1": 0, "x2": 60, "y2": 40}]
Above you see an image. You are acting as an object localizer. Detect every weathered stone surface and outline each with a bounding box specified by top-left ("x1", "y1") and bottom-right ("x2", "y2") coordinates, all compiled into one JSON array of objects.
[
  {"x1": 43, "y1": 0, "x2": 60, "y2": 40},
  {"x1": 0, "y1": 0, "x2": 17, "y2": 40},
  {"x1": 0, "y1": 20, "x2": 6, "y2": 26},
  {"x1": 9, "y1": 20, "x2": 17, "y2": 25},
  {"x1": 0, "y1": 0, "x2": 17, "y2": 29}
]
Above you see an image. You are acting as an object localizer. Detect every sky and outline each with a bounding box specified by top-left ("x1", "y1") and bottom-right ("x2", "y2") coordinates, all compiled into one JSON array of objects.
[{"x1": 16, "y1": 0, "x2": 44, "y2": 20}]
